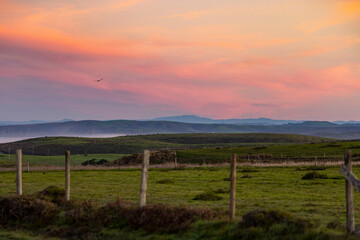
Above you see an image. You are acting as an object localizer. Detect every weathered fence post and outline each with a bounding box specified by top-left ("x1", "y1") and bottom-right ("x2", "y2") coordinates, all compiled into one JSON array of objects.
[
  {"x1": 139, "y1": 150, "x2": 150, "y2": 208},
  {"x1": 174, "y1": 151, "x2": 178, "y2": 168},
  {"x1": 16, "y1": 149, "x2": 22, "y2": 196},
  {"x1": 27, "y1": 162, "x2": 30, "y2": 173},
  {"x1": 229, "y1": 154, "x2": 237, "y2": 221},
  {"x1": 345, "y1": 150, "x2": 355, "y2": 234},
  {"x1": 65, "y1": 151, "x2": 71, "y2": 201}
]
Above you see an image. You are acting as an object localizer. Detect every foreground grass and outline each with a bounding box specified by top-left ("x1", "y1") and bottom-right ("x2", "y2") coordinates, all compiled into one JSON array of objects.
[
  {"x1": 1, "y1": 166, "x2": 359, "y2": 227},
  {"x1": 0, "y1": 227, "x2": 61, "y2": 240},
  {"x1": 1, "y1": 214, "x2": 354, "y2": 240}
]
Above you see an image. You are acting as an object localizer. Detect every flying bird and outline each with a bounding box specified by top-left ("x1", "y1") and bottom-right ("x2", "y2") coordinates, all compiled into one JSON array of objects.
[{"x1": 94, "y1": 78, "x2": 103, "y2": 82}]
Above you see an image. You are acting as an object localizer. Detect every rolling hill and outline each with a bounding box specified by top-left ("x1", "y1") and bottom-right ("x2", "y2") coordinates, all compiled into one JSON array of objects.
[
  {"x1": 0, "y1": 133, "x2": 332, "y2": 156},
  {"x1": 1, "y1": 120, "x2": 360, "y2": 139}
]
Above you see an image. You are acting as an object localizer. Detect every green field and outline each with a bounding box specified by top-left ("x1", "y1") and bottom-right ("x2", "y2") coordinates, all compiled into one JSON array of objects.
[
  {"x1": 177, "y1": 141, "x2": 360, "y2": 163},
  {"x1": 1, "y1": 165, "x2": 360, "y2": 239},
  {"x1": 2, "y1": 140, "x2": 360, "y2": 167},
  {"x1": 1, "y1": 166, "x2": 359, "y2": 224},
  {"x1": 1, "y1": 134, "x2": 359, "y2": 239}
]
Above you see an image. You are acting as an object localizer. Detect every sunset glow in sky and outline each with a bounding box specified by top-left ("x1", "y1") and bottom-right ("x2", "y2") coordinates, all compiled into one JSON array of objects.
[{"x1": 1, "y1": 0, "x2": 359, "y2": 121}]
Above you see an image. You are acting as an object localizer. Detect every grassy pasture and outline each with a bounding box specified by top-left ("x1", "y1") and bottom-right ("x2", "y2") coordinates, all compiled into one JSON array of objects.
[
  {"x1": 1, "y1": 141, "x2": 360, "y2": 167},
  {"x1": 177, "y1": 141, "x2": 360, "y2": 163},
  {"x1": 1, "y1": 166, "x2": 359, "y2": 227},
  {"x1": 0, "y1": 153, "x2": 130, "y2": 167}
]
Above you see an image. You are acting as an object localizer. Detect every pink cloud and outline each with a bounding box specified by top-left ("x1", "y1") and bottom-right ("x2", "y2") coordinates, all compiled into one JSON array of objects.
[{"x1": 1, "y1": 0, "x2": 360, "y2": 121}]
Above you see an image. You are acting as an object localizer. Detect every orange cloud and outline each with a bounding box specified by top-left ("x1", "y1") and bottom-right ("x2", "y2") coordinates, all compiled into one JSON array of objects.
[
  {"x1": 162, "y1": 10, "x2": 213, "y2": 19},
  {"x1": 297, "y1": 0, "x2": 360, "y2": 34},
  {"x1": 338, "y1": 1, "x2": 360, "y2": 15}
]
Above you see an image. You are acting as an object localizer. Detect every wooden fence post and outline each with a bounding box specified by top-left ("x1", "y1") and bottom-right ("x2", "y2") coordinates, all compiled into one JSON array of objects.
[
  {"x1": 16, "y1": 149, "x2": 22, "y2": 196},
  {"x1": 65, "y1": 151, "x2": 71, "y2": 201},
  {"x1": 345, "y1": 150, "x2": 355, "y2": 234},
  {"x1": 27, "y1": 162, "x2": 30, "y2": 173},
  {"x1": 229, "y1": 154, "x2": 237, "y2": 221},
  {"x1": 139, "y1": 150, "x2": 150, "y2": 208},
  {"x1": 174, "y1": 151, "x2": 178, "y2": 168}
]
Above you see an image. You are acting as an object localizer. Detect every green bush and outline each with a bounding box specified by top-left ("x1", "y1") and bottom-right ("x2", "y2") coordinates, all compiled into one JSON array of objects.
[
  {"x1": 0, "y1": 196, "x2": 59, "y2": 227},
  {"x1": 239, "y1": 168, "x2": 260, "y2": 173},
  {"x1": 239, "y1": 210, "x2": 310, "y2": 230},
  {"x1": 213, "y1": 188, "x2": 229, "y2": 194},
  {"x1": 123, "y1": 204, "x2": 214, "y2": 233},
  {"x1": 242, "y1": 174, "x2": 253, "y2": 178},
  {"x1": 296, "y1": 166, "x2": 327, "y2": 171},
  {"x1": 193, "y1": 192, "x2": 223, "y2": 201},
  {"x1": 36, "y1": 185, "x2": 65, "y2": 205},
  {"x1": 302, "y1": 171, "x2": 328, "y2": 180},
  {"x1": 156, "y1": 179, "x2": 175, "y2": 184}
]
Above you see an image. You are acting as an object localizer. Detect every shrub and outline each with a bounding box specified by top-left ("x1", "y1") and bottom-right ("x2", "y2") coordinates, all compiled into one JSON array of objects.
[
  {"x1": 239, "y1": 168, "x2": 260, "y2": 173},
  {"x1": 252, "y1": 146, "x2": 267, "y2": 150},
  {"x1": 81, "y1": 158, "x2": 109, "y2": 166},
  {"x1": 302, "y1": 171, "x2": 328, "y2": 180},
  {"x1": 82, "y1": 158, "x2": 97, "y2": 166},
  {"x1": 65, "y1": 200, "x2": 98, "y2": 226},
  {"x1": 99, "y1": 200, "x2": 214, "y2": 233},
  {"x1": 125, "y1": 204, "x2": 214, "y2": 233},
  {"x1": 172, "y1": 165, "x2": 186, "y2": 170},
  {"x1": 193, "y1": 192, "x2": 223, "y2": 201},
  {"x1": 327, "y1": 221, "x2": 344, "y2": 230},
  {"x1": 97, "y1": 159, "x2": 109, "y2": 165},
  {"x1": 239, "y1": 210, "x2": 310, "y2": 232},
  {"x1": 36, "y1": 185, "x2": 65, "y2": 205},
  {"x1": 156, "y1": 179, "x2": 175, "y2": 184},
  {"x1": 296, "y1": 166, "x2": 327, "y2": 171},
  {"x1": 0, "y1": 196, "x2": 59, "y2": 227},
  {"x1": 242, "y1": 174, "x2": 253, "y2": 178},
  {"x1": 213, "y1": 188, "x2": 229, "y2": 194}
]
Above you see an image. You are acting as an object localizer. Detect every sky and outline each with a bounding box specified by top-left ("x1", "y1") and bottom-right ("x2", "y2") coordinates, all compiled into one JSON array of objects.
[{"x1": 0, "y1": 0, "x2": 359, "y2": 121}]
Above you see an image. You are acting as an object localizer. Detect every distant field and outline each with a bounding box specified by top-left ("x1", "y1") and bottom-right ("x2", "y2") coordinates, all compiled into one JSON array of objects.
[
  {"x1": 0, "y1": 133, "x2": 333, "y2": 156},
  {"x1": 2, "y1": 140, "x2": 360, "y2": 167},
  {"x1": 0, "y1": 166, "x2": 359, "y2": 227},
  {"x1": 0, "y1": 154, "x2": 130, "y2": 168},
  {"x1": 177, "y1": 141, "x2": 360, "y2": 164}
]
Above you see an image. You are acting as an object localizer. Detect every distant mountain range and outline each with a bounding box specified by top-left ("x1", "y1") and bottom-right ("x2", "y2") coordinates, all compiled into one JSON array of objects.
[
  {"x1": 1, "y1": 119, "x2": 360, "y2": 139},
  {"x1": 151, "y1": 115, "x2": 360, "y2": 125},
  {"x1": 151, "y1": 115, "x2": 303, "y2": 125},
  {"x1": 2, "y1": 116, "x2": 360, "y2": 127},
  {"x1": 0, "y1": 119, "x2": 73, "y2": 126}
]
